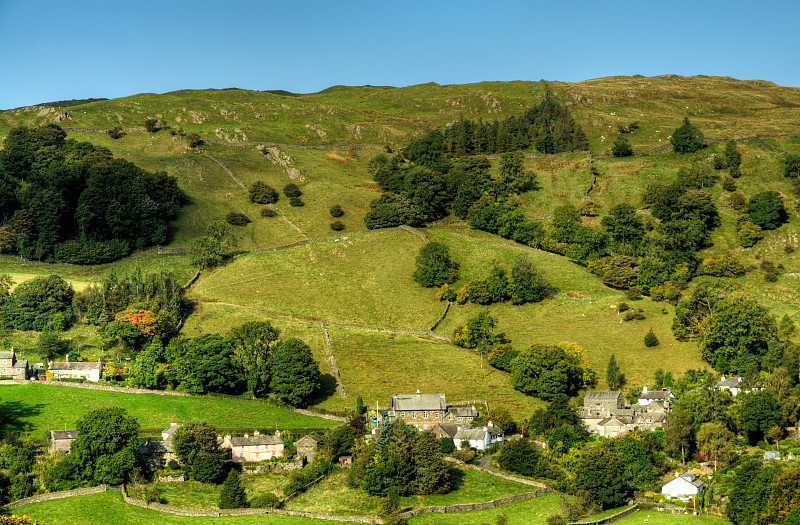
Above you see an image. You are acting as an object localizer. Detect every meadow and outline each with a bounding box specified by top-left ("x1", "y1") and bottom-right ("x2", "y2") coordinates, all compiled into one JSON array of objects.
[{"x1": 0, "y1": 383, "x2": 338, "y2": 435}]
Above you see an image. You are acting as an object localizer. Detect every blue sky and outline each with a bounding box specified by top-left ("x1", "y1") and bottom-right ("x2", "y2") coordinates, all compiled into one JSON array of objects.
[{"x1": 1, "y1": 0, "x2": 798, "y2": 109}]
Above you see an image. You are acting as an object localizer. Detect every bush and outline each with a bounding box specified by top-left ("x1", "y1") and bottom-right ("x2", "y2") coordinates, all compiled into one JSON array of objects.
[
  {"x1": 722, "y1": 177, "x2": 737, "y2": 192},
  {"x1": 330, "y1": 205, "x2": 344, "y2": 217},
  {"x1": 747, "y1": 191, "x2": 788, "y2": 229},
  {"x1": 54, "y1": 239, "x2": 131, "y2": 264},
  {"x1": 144, "y1": 118, "x2": 160, "y2": 132},
  {"x1": 729, "y1": 192, "x2": 747, "y2": 211},
  {"x1": 730, "y1": 165, "x2": 742, "y2": 178},
  {"x1": 713, "y1": 155, "x2": 727, "y2": 170},
  {"x1": 187, "y1": 133, "x2": 204, "y2": 148},
  {"x1": 289, "y1": 197, "x2": 304, "y2": 207},
  {"x1": 108, "y1": 127, "x2": 124, "y2": 139},
  {"x1": 617, "y1": 302, "x2": 630, "y2": 313},
  {"x1": 577, "y1": 200, "x2": 597, "y2": 216},
  {"x1": 611, "y1": 135, "x2": 633, "y2": 157},
  {"x1": 451, "y1": 449, "x2": 475, "y2": 463},
  {"x1": 700, "y1": 253, "x2": 747, "y2": 277},
  {"x1": 330, "y1": 221, "x2": 345, "y2": 231},
  {"x1": 283, "y1": 470, "x2": 308, "y2": 496},
  {"x1": 249, "y1": 182, "x2": 279, "y2": 204},
  {"x1": 622, "y1": 309, "x2": 645, "y2": 322},
  {"x1": 644, "y1": 328, "x2": 659, "y2": 347},
  {"x1": 225, "y1": 212, "x2": 251, "y2": 226},
  {"x1": 440, "y1": 437, "x2": 455, "y2": 454},
  {"x1": 250, "y1": 492, "x2": 280, "y2": 508},
  {"x1": 261, "y1": 207, "x2": 278, "y2": 218},
  {"x1": 738, "y1": 221, "x2": 763, "y2": 248},
  {"x1": 167, "y1": 459, "x2": 179, "y2": 470},
  {"x1": 671, "y1": 118, "x2": 706, "y2": 153},
  {"x1": 283, "y1": 183, "x2": 302, "y2": 198}
]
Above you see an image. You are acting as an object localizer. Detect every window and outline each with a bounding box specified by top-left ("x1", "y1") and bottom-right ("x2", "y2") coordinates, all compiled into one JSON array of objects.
[
  {"x1": 400, "y1": 411, "x2": 405, "y2": 418},
  {"x1": 458, "y1": 417, "x2": 463, "y2": 421},
  {"x1": 412, "y1": 412, "x2": 416, "y2": 418},
  {"x1": 423, "y1": 411, "x2": 428, "y2": 418},
  {"x1": 448, "y1": 414, "x2": 453, "y2": 420},
  {"x1": 435, "y1": 412, "x2": 439, "y2": 418}
]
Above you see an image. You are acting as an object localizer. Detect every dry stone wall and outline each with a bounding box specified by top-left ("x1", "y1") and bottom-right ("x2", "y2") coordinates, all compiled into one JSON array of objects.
[
  {"x1": 567, "y1": 504, "x2": 638, "y2": 525},
  {"x1": 399, "y1": 488, "x2": 552, "y2": 518},
  {"x1": 2, "y1": 485, "x2": 111, "y2": 511}
]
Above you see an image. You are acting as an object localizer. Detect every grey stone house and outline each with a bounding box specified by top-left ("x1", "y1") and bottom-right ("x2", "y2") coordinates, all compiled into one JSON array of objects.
[
  {"x1": 385, "y1": 391, "x2": 479, "y2": 430},
  {"x1": 294, "y1": 433, "x2": 322, "y2": 463},
  {"x1": 50, "y1": 430, "x2": 79, "y2": 453},
  {"x1": 580, "y1": 390, "x2": 672, "y2": 435},
  {"x1": 0, "y1": 348, "x2": 28, "y2": 380}
]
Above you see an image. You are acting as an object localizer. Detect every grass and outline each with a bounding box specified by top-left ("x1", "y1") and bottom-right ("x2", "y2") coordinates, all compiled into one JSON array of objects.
[
  {"x1": 284, "y1": 466, "x2": 534, "y2": 515},
  {"x1": 0, "y1": 383, "x2": 338, "y2": 435},
  {"x1": 613, "y1": 510, "x2": 729, "y2": 525},
  {"x1": 9, "y1": 490, "x2": 333, "y2": 525},
  {"x1": 406, "y1": 490, "x2": 562, "y2": 525},
  {"x1": 152, "y1": 473, "x2": 289, "y2": 509}
]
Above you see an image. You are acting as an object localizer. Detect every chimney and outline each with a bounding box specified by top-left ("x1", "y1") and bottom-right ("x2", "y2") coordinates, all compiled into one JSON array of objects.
[
  {"x1": 275, "y1": 430, "x2": 281, "y2": 438},
  {"x1": 244, "y1": 433, "x2": 249, "y2": 438},
  {"x1": 65, "y1": 354, "x2": 69, "y2": 363},
  {"x1": 224, "y1": 434, "x2": 231, "y2": 442},
  {"x1": 720, "y1": 375, "x2": 725, "y2": 381},
  {"x1": 254, "y1": 430, "x2": 260, "y2": 436},
  {"x1": 642, "y1": 386, "x2": 648, "y2": 394},
  {"x1": 416, "y1": 389, "x2": 421, "y2": 396}
]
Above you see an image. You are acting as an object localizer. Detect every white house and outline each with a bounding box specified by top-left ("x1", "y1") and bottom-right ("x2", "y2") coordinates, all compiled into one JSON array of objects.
[
  {"x1": 48, "y1": 355, "x2": 102, "y2": 382},
  {"x1": 661, "y1": 472, "x2": 704, "y2": 501},
  {"x1": 637, "y1": 387, "x2": 674, "y2": 407},
  {"x1": 715, "y1": 376, "x2": 742, "y2": 397}
]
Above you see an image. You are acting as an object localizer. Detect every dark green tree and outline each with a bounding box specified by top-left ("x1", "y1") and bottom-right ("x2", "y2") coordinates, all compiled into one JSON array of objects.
[
  {"x1": 172, "y1": 421, "x2": 221, "y2": 465},
  {"x1": 248, "y1": 181, "x2": 279, "y2": 204},
  {"x1": 412, "y1": 242, "x2": 459, "y2": 288},
  {"x1": 670, "y1": 117, "x2": 706, "y2": 154},
  {"x1": 189, "y1": 220, "x2": 237, "y2": 269},
  {"x1": 644, "y1": 328, "x2": 659, "y2": 347},
  {"x1": 511, "y1": 345, "x2": 586, "y2": 400},
  {"x1": 747, "y1": 191, "x2": 788, "y2": 230},
  {"x1": 551, "y1": 205, "x2": 581, "y2": 243},
  {"x1": 219, "y1": 470, "x2": 249, "y2": 508},
  {"x1": 71, "y1": 407, "x2": 140, "y2": 484},
  {"x1": 192, "y1": 452, "x2": 224, "y2": 483},
  {"x1": 330, "y1": 204, "x2": 344, "y2": 217},
  {"x1": 496, "y1": 438, "x2": 545, "y2": 477},
  {"x1": 127, "y1": 340, "x2": 165, "y2": 389},
  {"x1": 575, "y1": 447, "x2": 631, "y2": 509},
  {"x1": 227, "y1": 321, "x2": 281, "y2": 398},
  {"x1": 167, "y1": 335, "x2": 245, "y2": 395},
  {"x1": 411, "y1": 431, "x2": 450, "y2": 495},
  {"x1": 739, "y1": 391, "x2": 783, "y2": 445},
  {"x1": 269, "y1": 338, "x2": 321, "y2": 407},
  {"x1": 664, "y1": 406, "x2": 694, "y2": 463},
  {"x1": 724, "y1": 140, "x2": 742, "y2": 168},
  {"x1": 611, "y1": 135, "x2": 633, "y2": 157},
  {"x1": 601, "y1": 204, "x2": 644, "y2": 248},
  {"x1": 283, "y1": 183, "x2": 302, "y2": 198},
  {"x1": 606, "y1": 354, "x2": 625, "y2": 390},
  {"x1": 2, "y1": 274, "x2": 74, "y2": 331},
  {"x1": 510, "y1": 256, "x2": 551, "y2": 304},
  {"x1": 498, "y1": 151, "x2": 536, "y2": 193}
]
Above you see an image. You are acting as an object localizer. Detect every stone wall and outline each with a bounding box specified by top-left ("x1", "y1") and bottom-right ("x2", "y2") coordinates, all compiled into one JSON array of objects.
[
  {"x1": 444, "y1": 457, "x2": 547, "y2": 488},
  {"x1": 240, "y1": 459, "x2": 304, "y2": 475},
  {"x1": 157, "y1": 475, "x2": 185, "y2": 482},
  {"x1": 2, "y1": 485, "x2": 111, "y2": 511},
  {"x1": 400, "y1": 488, "x2": 552, "y2": 518},
  {"x1": 120, "y1": 484, "x2": 380, "y2": 522},
  {"x1": 567, "y1": 504, "x2": 638, "y2": 525}
]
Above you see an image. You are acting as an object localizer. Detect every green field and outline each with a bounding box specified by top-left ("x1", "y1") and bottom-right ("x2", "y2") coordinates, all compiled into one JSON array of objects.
[
  {"x1": 0, "y1": 384, "x2": 338, "y2": 435},
  {"x1": 9, "y1": 490, "x2": 330, "y2": 525}
]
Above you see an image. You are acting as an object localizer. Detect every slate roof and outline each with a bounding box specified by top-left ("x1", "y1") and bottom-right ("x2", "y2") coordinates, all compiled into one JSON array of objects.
[
  {"x1": 640, "y1": 390, "x2": 673, "y2": 400},
  {"x1": 294, "y1": 434, "x2": 322, "y2": 446},
  {"x1": 716, "y1": 376, "x2": 741, "y2": 388},
  {"x1": 392, "y1": 392, "x2": 447, "y2": 412},
  {"x1": 454, "y1": 426, "x2": 488, "y2": 441},
  {"x1": 229, "y1": 434, "x2": 283, "y2": 447},
  {"x1": 584, "y1": 391, "x2": 623, "y2": 400},
  {"x1": 162, "y1": 423, "x2": 179, "y2": 437},
  {"x1": 49, "y1": 361, "x2": 101, "y2": 371},
  {"x1": 447, "y1": 406, "x2": 478, "y2": 418},
  {"x1": 51, "y1": 430, "x2": 79, "y2": 440},
  {"x1": 0, "y1": 351, "x2": 15, "y2": 360}
]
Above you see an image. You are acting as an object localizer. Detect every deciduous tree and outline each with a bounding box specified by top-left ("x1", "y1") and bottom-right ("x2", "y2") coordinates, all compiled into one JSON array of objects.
[{"x1": 269, "y1": 338, "x2": 320, "y2": 407}]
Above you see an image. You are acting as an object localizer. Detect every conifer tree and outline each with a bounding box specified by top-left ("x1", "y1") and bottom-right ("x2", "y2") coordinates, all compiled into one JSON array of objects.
[
  {"x1": 644, "y1": 328, "x2": 659, "y2": 347},
  {"x1": 606, "y1": 354, "x2": 626, "y2": 390},
  {"x1": 219, "y1": 469, "x2": 248, "y2": 509}
]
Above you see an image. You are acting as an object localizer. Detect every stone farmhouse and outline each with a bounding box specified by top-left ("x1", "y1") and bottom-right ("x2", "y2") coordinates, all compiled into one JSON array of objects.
[
  {"x1": 48, "y1": 355, "x2": 102, "y2": 382},
  {"x1": 0, "y1": 348, "x2": 29, "y2": 380},
  {"x1": 139, "y1": 422, "x2": 180, "y2": 470},
  {"x1": 50, "y1": 430, "x2": 79, "y2": 453},
  {"x1": 579, "y1": 388, "x2": 673, "y2": 436},
  {"x1": 294, "y1": 433, "x2": 322, "y2": 463},
  {"x1": 220, "y1": 430, "x2": 284, "y2": 462},
  {"x1": 384, "y1": 391, "x2": 478, "y2": 430}
]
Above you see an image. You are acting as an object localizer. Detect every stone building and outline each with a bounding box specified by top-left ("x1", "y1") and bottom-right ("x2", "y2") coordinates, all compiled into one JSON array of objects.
[
  {"x1": 294, "y1": 433, "x2": 322, "y2": 463},
  {"x1": 48, "y1": 355, "x2": 102, "y2": 382},
  {"x1": 0, "y1": 348, "x2": 28, "y2": 380},
  {"x1": 50, "y1": 430, "x2": 79, "y2": 453},
  {"x1": 384, "y1": 391, "x2": 479, "y2": 430},
  {"x1": 220, "y1": 430, "x2": 284, "y2": 462}
]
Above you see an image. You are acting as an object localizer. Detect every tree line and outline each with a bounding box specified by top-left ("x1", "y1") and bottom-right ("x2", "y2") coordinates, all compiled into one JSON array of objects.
[{"x1": 0, "y1": 124, "x2": 186, "y2": 263}]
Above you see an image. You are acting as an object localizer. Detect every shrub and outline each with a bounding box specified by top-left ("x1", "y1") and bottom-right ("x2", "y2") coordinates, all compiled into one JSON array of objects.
[
  {"x1": 738, "y1": 221, "x2": 763, "y2": 248},
  {"x1": 617, "y1": 302, "x2": 630, "y2": 313},
  {"x1": 283, "y1": 470, "x2": 308, "y2": 496},
  {"x1": 577, "y1": 200, "x2": 597, "y2": 216},
  {"x1": 144, "y1": 118, "x2": 159, "y2": 132},
  {"x1": 785, "y1": 245, "x2": 795, "y2": 254},
  {"x1": 54, "y1": 239, "x2": 131, "y2": 264},
  {"x1": 283, "y1": 183, "x2": 302, "y2": 198},
  {"x1": 261, "y1": 207, "x2": 277, "y2": 218},
  {"x1": 167, "y1": 459, "x2": 179, "y2": 470},
  {"x1": 187, "y1": 133, "x2": 204, "y2": 148},
  {"x1": 700, "y1": 253, "x2": 747, "y2": 277},
  {"x1": 747, "y1": 191, "x2": 788, "y2": 229},
  {"x1": 622, "y1": 309, "x2": 645, "y2": 322},
  {"x1": 729, "y1": 192, "x2": 747, "y2": 211},
  {"x1": 612, "y1": 135, "x2": 633, "y2": 157},
  {"x1": 225, "y1": 212, "x2": 251, "y2": 226},
  {"x1": 644, "y1": 328, "x2": 659, "y2": 347},
  {"x1": 330, "y1": 205, "x2": 344, "y2": 217},
  {"x1": 250, "y1": 492, "x2": 279, "y2": 508},
  {"x1": 440, "y1": 437, "x2": 455, "y2": 454},
  {"x1": 289, "y1": 197, "x2": 304, "y2": 207},
  {"x1": 721, "y1": 177, "x2": 737, "y2": 192},
  {"x1": 451, "y1": 448, "x2": 475, "y2": 463},
  {"x1": 108, "y1": 127, "x2": 124, "y2": 139},
  {"x1": 670, "y1": 118, "x2": 706, "y2": 154},
  {"x1": 713, "y1": 155, "x2": 726, "y2": 170},
  {"x1": 249, "y1": 182, "x2": 279, "y2": 204},
  {"x1": 330, "y1": 221, "x2": 345, "y2": 231}
]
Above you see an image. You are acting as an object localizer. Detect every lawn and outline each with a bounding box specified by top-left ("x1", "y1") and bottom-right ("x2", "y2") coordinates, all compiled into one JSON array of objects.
[
  {"x1": 613, "y1": 510, "x2": 729, "y2": 525},
  {"x1": 0, "y1": 383, "x2": 338, "y2": 435},
  {"x1": 9, "y1": 490, "x2": 332, "y2": 525},
  {"x1": 156, "y1": 472, "x2": 289, "y2": 509},
  {"x1": 284, "y1": 466, "x2": 534, "y2": 516}
]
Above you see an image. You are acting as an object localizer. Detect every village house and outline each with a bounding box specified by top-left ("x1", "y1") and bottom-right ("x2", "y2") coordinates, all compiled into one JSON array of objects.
[
  {"x1": 294, "y1": 433, "x2": 322, "y2": 463},
  {"x1": 0, "y1": 348, "x2": 29, "y2": 380},
  {"x1": 50, "y1": 430, "x2": 78, "y2": 453},
  {"x1": 580, "y1": 390, "x2": 672, "y2": 435},
  {"x1": 431, "y1": 421, "x2": 504, "y2": 451},
  {"x1": 715, "y1": 376, "x2": 743, "y2": 396},
  {"x1": 661, "y1": 472, "x2": 704, "y2": 501},
  {"x1": 384, "y1": 391, "x2": 479, "y2": 430},
  {"x1": 221, "y1": 430, "x2": 284, "y2": 462},
  {"x1": 48, "y1": 355, "x2": 102, "y2": 382},
  {"x1": 139, "y1": 422, "x2": 181, "y2": 470}
]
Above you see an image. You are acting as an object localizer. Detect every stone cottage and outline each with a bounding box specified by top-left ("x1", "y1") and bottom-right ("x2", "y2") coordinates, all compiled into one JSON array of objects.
[
  {"x1": 294, "y1": 433, "x2": 322, "y2": 463},
  {"x1": 50, "y1": 430, "x2": 79, "y2": 453},
  {"x1": 384, "y1": 391, "x2": 480, "y2": 430},
  {"x1": 221, "y1": 430, "x2": 284, "y2": 462},
  {"x1": 48, "y1": 355, "x2": 102, "y2": 382},
  {"x1": 0, "y1": 348, "x2": 28, "y2": 380}
]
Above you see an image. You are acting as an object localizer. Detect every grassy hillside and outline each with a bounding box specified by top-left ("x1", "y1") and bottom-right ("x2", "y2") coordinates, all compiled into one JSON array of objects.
[{"x1": 0, "y1": 75, "x2": 798, "y2": 421}]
